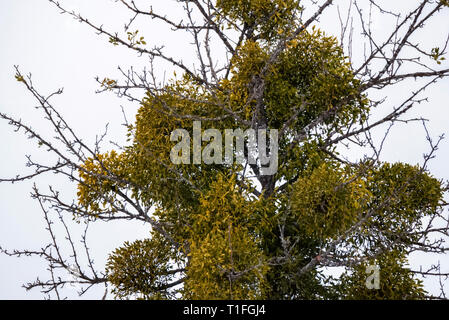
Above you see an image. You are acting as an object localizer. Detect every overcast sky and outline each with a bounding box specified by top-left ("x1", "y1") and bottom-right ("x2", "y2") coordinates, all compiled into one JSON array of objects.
[{"x1": 0, "y1": 0, "x2": 448, "y2": 299}]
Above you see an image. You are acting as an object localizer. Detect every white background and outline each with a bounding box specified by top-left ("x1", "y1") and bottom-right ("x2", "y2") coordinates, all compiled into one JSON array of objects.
[{"x1": 0, "y1": 0, "x2": 448, "y2": 299}]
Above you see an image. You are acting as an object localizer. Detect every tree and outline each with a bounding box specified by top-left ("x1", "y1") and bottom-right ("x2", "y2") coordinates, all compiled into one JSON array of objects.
[{"x1": 1, "y1": 0, "x2": 449, "y2": 299}]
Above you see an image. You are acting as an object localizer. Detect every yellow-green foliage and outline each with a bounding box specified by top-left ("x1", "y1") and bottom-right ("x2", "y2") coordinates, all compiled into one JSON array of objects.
[
  {"x1": 77, "y1": 150, "x2": 129, "y2": 214},
  {"x1": 106, "y1": 232, "x2": 181, "y2": 299},
  {"x1": 184, "y1": 175, "x2": 269, "y2": 299},
  {"x1": 368, "y1": 163, "x2": 442, "y2": 224},
  {"x1": 225, "y1": 29, "x2": 368, "y2": 130},
  {"x1": 216, "y1": 0, "x2": 302, "y2": 41},
  {"x1": 291, "y1": 163, "x2": 371, "y2": 240},
  {"x1": 356, "y1": 163, "x2": 443, "y2": 251}
]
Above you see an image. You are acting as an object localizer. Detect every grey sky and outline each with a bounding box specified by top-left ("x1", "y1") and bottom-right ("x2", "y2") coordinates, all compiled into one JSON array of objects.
[{"x1": 0, "y1": 0, "x2": 448, "y2": 299}]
